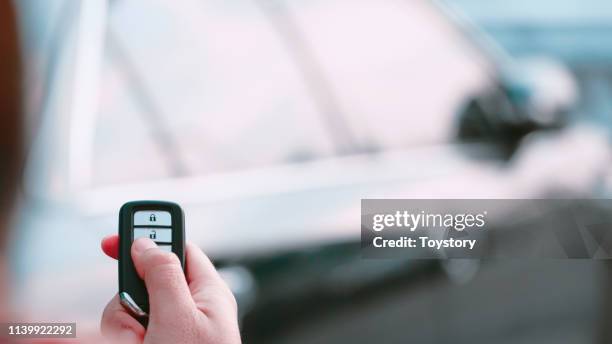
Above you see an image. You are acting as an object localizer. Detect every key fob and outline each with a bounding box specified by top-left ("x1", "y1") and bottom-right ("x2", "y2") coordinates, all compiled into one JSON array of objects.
[{"x1": 118, "y1": 200, "x2": 185, "y2": 326}]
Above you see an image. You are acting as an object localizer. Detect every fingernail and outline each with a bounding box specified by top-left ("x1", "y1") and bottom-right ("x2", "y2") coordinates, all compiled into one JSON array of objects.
[{"x1": 132, "y1": 237, "x2": 157, "y2": 254}]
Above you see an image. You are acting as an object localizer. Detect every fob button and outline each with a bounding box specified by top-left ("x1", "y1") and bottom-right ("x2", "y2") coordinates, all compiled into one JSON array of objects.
[
  {"x1": 134, "y1": 227, "x2": 172, "y2": 243},
  {"x1": 158, "y1": 245, "x2": 172, "y2": 253},
  {"x1": 134, "y1": 211, "x2": 171, "y2": 226}
]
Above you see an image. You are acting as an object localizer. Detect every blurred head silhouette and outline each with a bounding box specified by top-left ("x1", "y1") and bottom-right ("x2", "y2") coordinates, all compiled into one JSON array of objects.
[{"x1": 0, "y1": 0, "x2": 24, "y2": 318}]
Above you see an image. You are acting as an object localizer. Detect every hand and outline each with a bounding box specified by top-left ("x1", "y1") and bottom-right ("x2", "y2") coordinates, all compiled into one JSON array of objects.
[{"x1": 100, "y1": 235, "x2": 241, "y2": 344}]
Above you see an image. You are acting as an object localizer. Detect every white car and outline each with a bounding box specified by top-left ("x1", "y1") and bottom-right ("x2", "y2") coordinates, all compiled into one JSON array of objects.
[{"x1": 12, "y1": 0, "x2": 610, "y2": 338}]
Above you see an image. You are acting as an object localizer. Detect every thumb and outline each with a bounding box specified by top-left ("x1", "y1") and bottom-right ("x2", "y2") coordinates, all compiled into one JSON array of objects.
[{"x1": 131, "y1": 238, "x2": 196, "y2": 324}]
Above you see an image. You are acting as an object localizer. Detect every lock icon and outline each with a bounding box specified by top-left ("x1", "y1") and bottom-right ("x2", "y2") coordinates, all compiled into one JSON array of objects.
[
  {"x1": 149, "y1": 230, "x2": 157, "y2": 240},
  {"x1": 150, "y1": 214, "x2": 156, "y2": 222}
]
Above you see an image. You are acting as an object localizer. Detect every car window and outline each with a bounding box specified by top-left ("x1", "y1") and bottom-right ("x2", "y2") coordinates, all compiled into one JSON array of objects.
[{"x1": 93, "y1": 0, "x2": 491, "y2": 186}]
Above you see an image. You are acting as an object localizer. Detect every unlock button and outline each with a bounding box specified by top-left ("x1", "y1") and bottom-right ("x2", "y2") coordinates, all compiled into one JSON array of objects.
[{"x1": 134, "y1": 228, "x2": 172, "y2": 243}]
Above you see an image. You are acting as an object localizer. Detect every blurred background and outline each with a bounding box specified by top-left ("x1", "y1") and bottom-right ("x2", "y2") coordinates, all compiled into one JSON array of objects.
[{"x1": 6, "y1": 0, "x2": 612, "y2": 342}]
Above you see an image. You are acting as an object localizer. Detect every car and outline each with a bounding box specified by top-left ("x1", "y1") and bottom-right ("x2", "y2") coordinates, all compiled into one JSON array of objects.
[{"x1": 12, "y1": 0, "x2": 612, "y2": 342}]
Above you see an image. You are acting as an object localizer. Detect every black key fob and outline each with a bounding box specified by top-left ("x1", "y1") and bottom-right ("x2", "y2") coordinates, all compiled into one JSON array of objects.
[{"x1": 118, "y1": 200, "x2": 185, "y2": 326}]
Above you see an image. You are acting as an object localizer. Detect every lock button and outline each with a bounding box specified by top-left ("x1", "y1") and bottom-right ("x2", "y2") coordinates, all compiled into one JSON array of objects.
[{"x1": 134, "y1": 211, "x2": 171, "y2": 226}]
